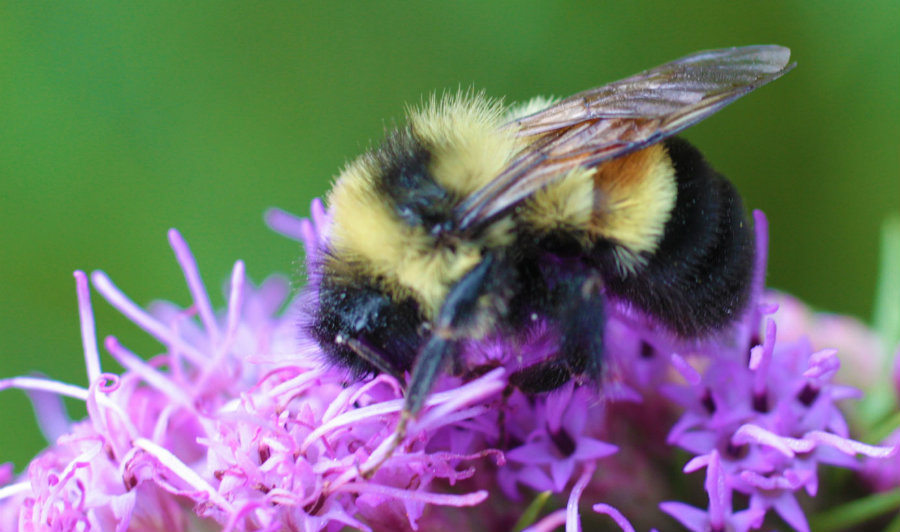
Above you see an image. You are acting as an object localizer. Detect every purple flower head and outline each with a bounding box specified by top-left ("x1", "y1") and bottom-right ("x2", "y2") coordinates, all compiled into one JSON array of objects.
[
  {"x1": 661, "y1": 450, "x2": 766, "y2": 532},
  {"x1": 0, "y1": 211, "x2": 502, "y2": 531},
  {"x1": 1, "y1": 201, "x2": 897, "y2": 532},
  {"x1": 663, "y1": 311, "x2": 896, "y2": 531},
  {"x1": 502, "y1": 384, "x2": 618, "y2": 495}
]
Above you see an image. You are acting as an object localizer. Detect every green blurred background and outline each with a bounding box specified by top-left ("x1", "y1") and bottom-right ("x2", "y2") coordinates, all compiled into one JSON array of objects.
[{"x1": 1, "y1": 3, "x2": 897, "y2": 468}]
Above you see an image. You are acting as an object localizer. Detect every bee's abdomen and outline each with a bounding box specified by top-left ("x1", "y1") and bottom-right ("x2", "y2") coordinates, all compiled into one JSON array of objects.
[{"x1": 602, "y1": 137, "x2": 755, "y2": 336}]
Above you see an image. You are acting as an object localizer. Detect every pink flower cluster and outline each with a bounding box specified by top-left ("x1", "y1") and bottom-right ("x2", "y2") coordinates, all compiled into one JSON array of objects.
[{"x1": 0, "y1": 201, "x2": 896, "y2": 532}]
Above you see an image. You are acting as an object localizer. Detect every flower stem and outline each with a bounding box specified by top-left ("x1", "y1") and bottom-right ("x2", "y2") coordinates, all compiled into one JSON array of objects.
[
  {"x1": 513, "y1": 491, "x2": 552, "y2": 532},
  {"x1": 809, "y1": 487, "x2": 900, "y2": 532}
]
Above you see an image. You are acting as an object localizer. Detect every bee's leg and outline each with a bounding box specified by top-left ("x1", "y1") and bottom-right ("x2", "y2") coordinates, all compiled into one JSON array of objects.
[
  {"x1": 362, "y1": 254, "x2": 500, "y2": 477},
  {"x1": 518, "y1": 265, "x2": 606, "y2": 391},
  {"x1": 341, "y1": 337, "x2": 404, "y2": 380},
  {"x1": 362, "y1": 333, "x2": 457, "y2": 477},
  {"x1": 556, "y1": 271, "x2": 606, "y2": 380},
  {"x1": 405, "y1": 252, "x2": 499, "y2": 414}
]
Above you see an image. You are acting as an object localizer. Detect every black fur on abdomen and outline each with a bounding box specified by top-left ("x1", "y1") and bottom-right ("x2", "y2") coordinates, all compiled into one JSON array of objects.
[{"x1": 601, "y1": 136, "x2": 755, "y2": 336}]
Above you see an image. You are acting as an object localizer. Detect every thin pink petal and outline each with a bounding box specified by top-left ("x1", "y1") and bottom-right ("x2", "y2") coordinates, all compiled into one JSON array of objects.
[
  {"x1": 133, "y1": 438, "x2": 234, "y2": 512},
  {"x1": 223, "y1": 260, "x2": 246, "y2": 346},
  {"x1": 90, "y1": 271, "x2": 207, "y2": 365},
  {"x1": 334, "y1": 483, "x2": 488, "y2": 507},
  {"x1": 522, "y1": 509, "x2": 567, "y2": 532},
  {"x1": 264, "y1": 206, "x2": 309, "y2": 243},
  {"x1": 565, "y1": 462, "x2": 595, "y2": 532},
  {"x1": 168, "y1": 228, "x2": 220, "y2": 345},
  {"x1": 592, "y1": 504, "x2": 636, "y2": 532},
  {"x1": 74, "y1": 270, "x2": 102, "y2": 384}
]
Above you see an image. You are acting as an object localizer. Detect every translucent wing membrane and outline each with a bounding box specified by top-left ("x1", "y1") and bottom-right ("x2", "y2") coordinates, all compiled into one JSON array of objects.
[{"x1": 456, "y1": 45, "x2": 794, "y2": 231}]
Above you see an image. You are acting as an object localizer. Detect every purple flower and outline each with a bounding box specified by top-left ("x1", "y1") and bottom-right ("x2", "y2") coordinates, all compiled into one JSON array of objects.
[
  {"x1": 1, "y1": 201, "x2": 897, "y2": 532},
  {"x1": 661, "y1": 451, "x2": 766, "y2": 532},
  {"x1": 0, "y1": 212, "x2": 501, "y2": 531},
  {"x1": 502, "y1": 384, "x2": 618, "y2": 494},
  {"x1": 663, "y1": 311, "x2": 895, "y2": 532}
]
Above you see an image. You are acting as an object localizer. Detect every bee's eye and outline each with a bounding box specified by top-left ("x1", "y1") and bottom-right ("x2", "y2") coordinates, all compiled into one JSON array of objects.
[{"x1": 372, "y1": 130, "x2": 456, "y2": 230}]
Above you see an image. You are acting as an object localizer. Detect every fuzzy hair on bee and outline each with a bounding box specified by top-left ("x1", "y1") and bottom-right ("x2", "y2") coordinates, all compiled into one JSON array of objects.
[{"x1": 307, "y1": 45, "x2": 795, "y2": 423}]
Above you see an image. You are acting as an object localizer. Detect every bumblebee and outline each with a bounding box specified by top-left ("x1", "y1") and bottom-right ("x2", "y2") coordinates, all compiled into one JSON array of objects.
[{"x1": 309, "y1": 46, "x2": 794, "y2": 420}]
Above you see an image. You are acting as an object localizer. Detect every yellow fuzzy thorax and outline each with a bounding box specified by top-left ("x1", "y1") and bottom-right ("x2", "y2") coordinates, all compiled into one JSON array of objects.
[
  {"x1": 326, "y1": 93, "x2": 520, "y2": 318},
  {"x1": 409, "y1": 92, "x2": 521, "y2": 197}
]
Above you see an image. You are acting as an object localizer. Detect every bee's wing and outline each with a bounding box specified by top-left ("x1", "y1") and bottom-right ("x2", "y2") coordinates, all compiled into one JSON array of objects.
[{"x1": 456, "y1": 45, "x2": 794, "y2": 231}]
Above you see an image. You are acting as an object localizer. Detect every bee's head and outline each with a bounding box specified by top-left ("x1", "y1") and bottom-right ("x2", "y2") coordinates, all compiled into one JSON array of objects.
[{"x1": 362, "y1": 127, "x2": 463, "y2": 249}]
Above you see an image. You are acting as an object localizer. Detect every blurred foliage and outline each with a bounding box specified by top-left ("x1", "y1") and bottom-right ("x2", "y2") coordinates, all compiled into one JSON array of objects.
[{"x1": 1, "y1": 2, "x2": 897, "y2": 468}]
